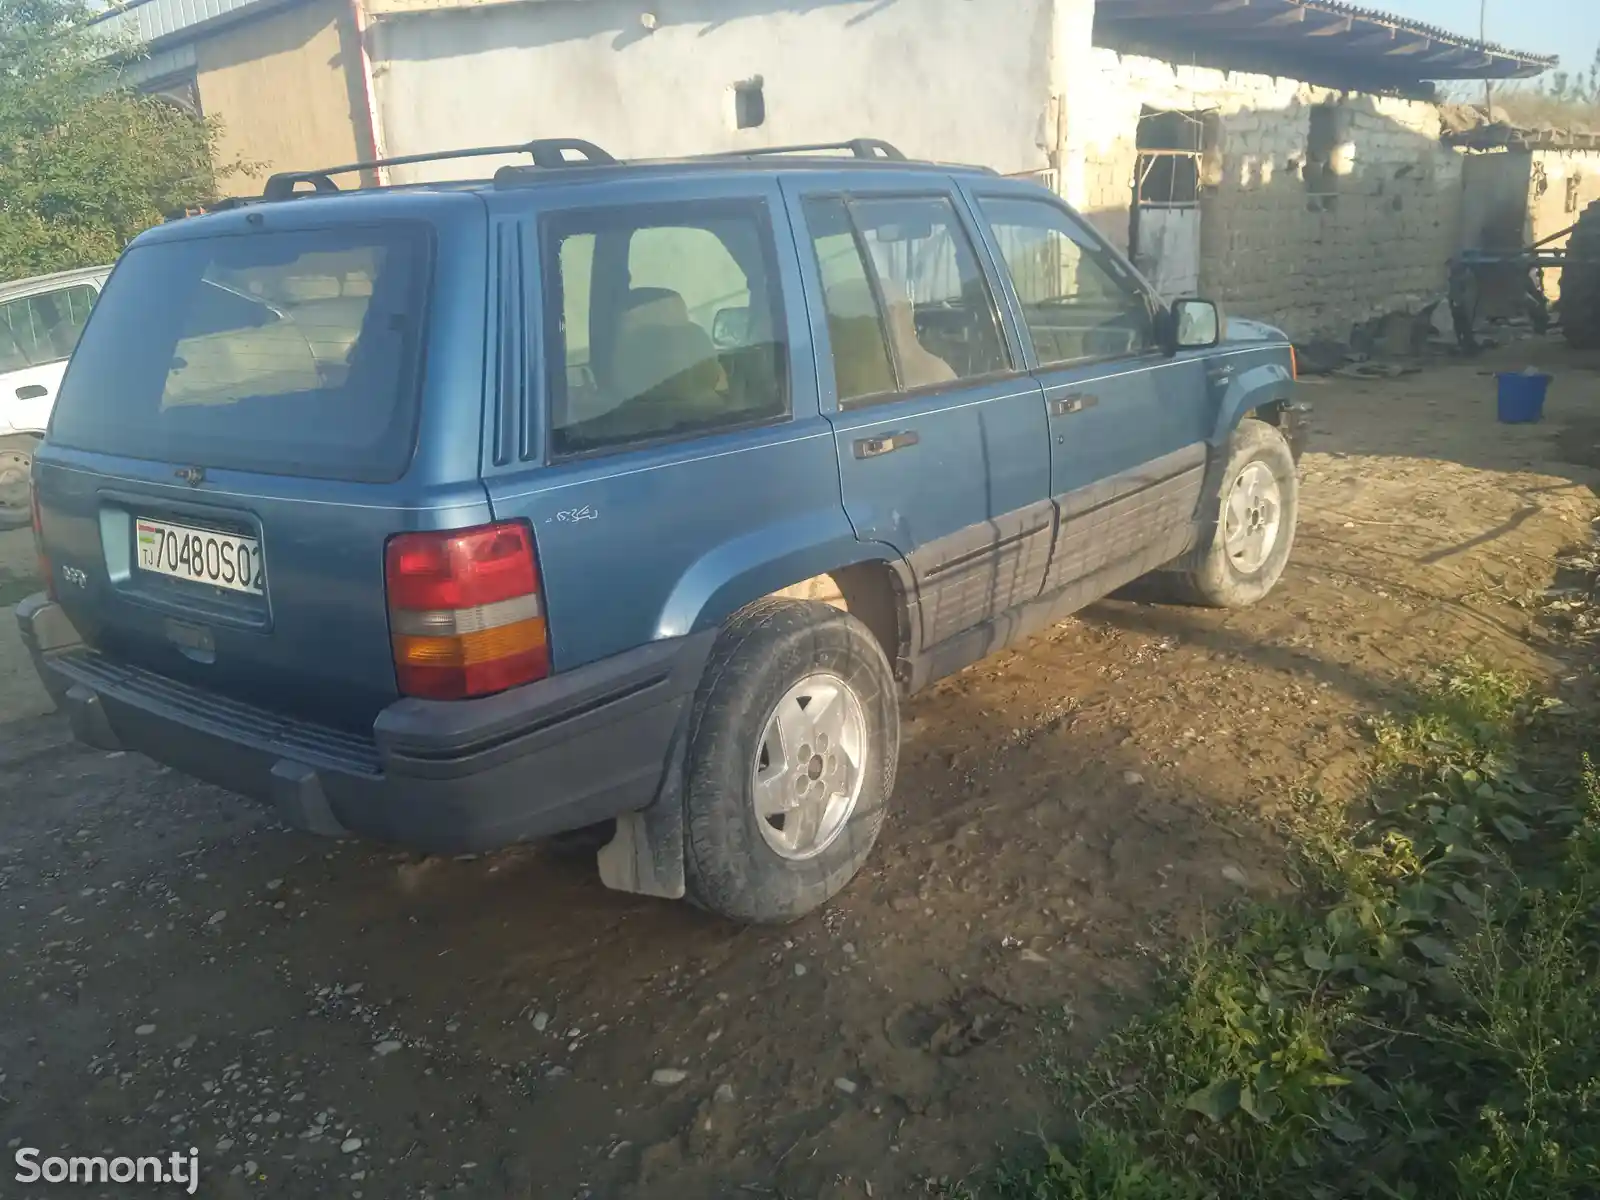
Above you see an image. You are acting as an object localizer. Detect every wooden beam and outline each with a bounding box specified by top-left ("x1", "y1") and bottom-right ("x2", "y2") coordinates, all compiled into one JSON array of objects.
[
  {"x1": 1383, "y1": 36, "x2": 1434, "y2": 56},
  {"x1": 1303, "y1": 15, "x2": 1354, "y2": 36},
  {"x1": 1098, "y1": 0, "x2": 1252, "y2": 20},
  {"x1": 1185, "y1": 14, "x2": 1354, "y2": 42},
  {"x1": 1188, "y1": 5, "x2": 1306, "y2": 30},
  {"x1": 1338, "y1": 27, "x2": 1403, "y2": 50}
]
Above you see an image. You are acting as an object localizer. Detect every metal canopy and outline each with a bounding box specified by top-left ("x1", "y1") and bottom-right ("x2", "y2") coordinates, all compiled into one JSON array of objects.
[{"x1": 1094, "y1": 0, "x2": 1556, "y2": 86}]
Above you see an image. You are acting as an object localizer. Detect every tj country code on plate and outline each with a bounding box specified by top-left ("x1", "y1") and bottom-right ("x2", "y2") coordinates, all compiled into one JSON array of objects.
[{"x1": 136, "y1": 519, "x2": 265, "y2": 596}]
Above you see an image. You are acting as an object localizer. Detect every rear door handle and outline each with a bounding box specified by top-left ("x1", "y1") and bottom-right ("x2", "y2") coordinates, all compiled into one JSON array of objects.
[
  {"x1": 853, "y1": 430, "x2": 920, "y2": 459},
  {"x1": 15, "y1": 385, "x2": 47, "y2": 401},
  {"x1": 1049, "y1": 393, "x2": 1098, "y2": 417}
]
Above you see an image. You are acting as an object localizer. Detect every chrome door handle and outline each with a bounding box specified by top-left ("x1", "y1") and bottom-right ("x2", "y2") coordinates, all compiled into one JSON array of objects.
[
  {"x1": 1049, "y1": 393, "x2": 1098, "y2": 416},
  {"x1": 853, "y1": 430, "x2": 920, "y2": 459}
]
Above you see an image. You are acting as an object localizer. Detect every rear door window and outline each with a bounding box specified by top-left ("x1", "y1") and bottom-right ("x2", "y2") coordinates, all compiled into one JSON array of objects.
[
  {"x1": 544, "y1": 200, "x2": 789, "y2": 457},
  {"x1": 50, "y1": 225, "x2": 430, "y2": 483},
  {"x1": 0, "y1": 284, "x2": 98, "y2": 373},
  {"x1": 803, "y1": 194, "x2": 1010, "y2": 407}
]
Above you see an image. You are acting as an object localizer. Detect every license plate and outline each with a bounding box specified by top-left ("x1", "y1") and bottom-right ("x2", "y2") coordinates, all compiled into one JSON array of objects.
[{"x1": 136, "y1": 519, "x2": 265, "y2": 596}]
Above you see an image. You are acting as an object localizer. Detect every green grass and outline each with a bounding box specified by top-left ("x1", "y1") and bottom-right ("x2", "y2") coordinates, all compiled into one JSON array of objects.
[{"x1": 958, "y1": 660, "x2": 1600, "y2": 1200}]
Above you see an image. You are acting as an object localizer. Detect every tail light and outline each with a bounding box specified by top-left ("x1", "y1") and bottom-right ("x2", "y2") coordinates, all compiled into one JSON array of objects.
[
  {"x1": 1289, "y1": 344, "x2": 1299, "y2": 381},
  {"x1": 384, "y1": 521, "x2": 550, "y2": 700},
  {"x1": 31, "y1": 485, "x2": 54, "y2": 601}
]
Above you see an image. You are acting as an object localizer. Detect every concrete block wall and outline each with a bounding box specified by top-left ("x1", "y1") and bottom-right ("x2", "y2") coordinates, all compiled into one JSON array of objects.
[{"x1": 1066, "y1": 49, "x2": 1465, "y2": 340}]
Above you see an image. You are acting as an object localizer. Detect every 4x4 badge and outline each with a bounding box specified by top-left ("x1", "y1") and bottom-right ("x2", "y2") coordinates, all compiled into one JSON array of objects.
[{"x1": 175, "y1": 465, "x2": 206, "y2": 487}]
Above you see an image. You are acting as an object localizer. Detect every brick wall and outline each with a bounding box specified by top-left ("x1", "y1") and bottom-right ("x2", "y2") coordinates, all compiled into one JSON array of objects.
[{"x1": 1065, "y1": 50, "x2": 1465, "y2": 340}]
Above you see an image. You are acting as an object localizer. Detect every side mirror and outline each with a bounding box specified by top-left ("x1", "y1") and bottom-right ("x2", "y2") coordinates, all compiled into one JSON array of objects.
[
  {"x1": 1171, "y1": 298, "x2": 1221, "y2": 351},
  {"x1": 711, "y1": 306, "x2": 751, "y2": 350}
]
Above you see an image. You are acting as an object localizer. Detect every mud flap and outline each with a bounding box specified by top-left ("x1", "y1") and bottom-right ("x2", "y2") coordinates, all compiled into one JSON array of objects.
[
  {"x1": 269, "y1": 760, "x2": 349, "y2": 839},
  {"x1": 597, "y1": 717, "x2": 688, "y2": 900},
  {"x1": 63, "y1": 685, "x2": 121, "y2": 751}
]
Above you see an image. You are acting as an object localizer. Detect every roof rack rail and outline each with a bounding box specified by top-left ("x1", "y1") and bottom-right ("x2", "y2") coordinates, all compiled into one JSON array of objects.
[
  {"x1": 262, "y1": 138, "x2": 615, "y2": 202},
  {"x1": 701, "y1": 138, "x2": 906, "y2": 161}
]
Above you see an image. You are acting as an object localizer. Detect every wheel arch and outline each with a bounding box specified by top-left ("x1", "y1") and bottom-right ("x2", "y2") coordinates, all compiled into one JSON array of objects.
[
  {"x1": 655, "y1": 516, "x2": 914, "y2": 681},
  {"x1": 1211, "y1": 353, "x2": 1295, "y2": 448}
]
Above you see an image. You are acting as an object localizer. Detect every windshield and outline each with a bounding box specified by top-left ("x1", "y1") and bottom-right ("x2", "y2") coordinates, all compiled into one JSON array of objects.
[{"x1": 50, "y1": 224, "x2": 431, "y2": 483}]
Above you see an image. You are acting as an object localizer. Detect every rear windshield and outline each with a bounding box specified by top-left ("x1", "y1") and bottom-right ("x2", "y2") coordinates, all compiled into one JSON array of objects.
[{"x1": 51, "y1": 224, "x2": 431, "y2": 483}]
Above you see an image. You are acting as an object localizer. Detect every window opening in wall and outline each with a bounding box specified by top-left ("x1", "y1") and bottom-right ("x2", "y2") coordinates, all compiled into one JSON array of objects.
[
  {"x1": 732, "y1": 77, "x2": 766, "y2": 130},
  {"x1": 1130, "y1": 107, "x2": 1208, "y2": 299},
  {"x1": 1305, "y1": 102, "x2": 1346, "y2": 208},
  {"x1": 139, "y1": 70, "x2": 203, "y2": 119},
  {"x1": 1134, "y1": 108, "x2": 1202, "y2": 207}
]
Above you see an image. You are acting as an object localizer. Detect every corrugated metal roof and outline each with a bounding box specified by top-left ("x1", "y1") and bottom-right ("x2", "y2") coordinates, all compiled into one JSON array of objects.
[
  {"x1": 91, "y1": 0, "x2": 297, "y2": 46},
  {"x1": 95, "y1": 0, "x2": 1556, "y2": 85},
  {"x1": 1298, "y1": 0, "x2": 1555, "y2": 69},
  {"x1": 1095, "y1": 0, "x2": 1556, "y2": 84}
]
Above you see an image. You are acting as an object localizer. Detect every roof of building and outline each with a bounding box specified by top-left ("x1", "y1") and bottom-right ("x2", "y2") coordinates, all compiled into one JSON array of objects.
[
  {"x1": 98, "y1": 0, "x2": 1555, "y2": 90},
  {"x1": 91, "y1": 0, "x2": 290, "y2": 46},
  {"x1": 1095, "y1": 0, "x2": 1556, "y2": 87}
]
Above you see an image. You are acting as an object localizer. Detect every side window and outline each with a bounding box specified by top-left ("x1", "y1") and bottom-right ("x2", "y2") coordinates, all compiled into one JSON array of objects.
[
  {"x1": 0, "y1": 299, "x2": 29, "y2": 373},
  {"x1": 804, "y1": 197, "x2": 896, "y2": 404},
  {"x1": 979, "y1": 196, "x2": 1154, "y2": 365},
  {"x1": 546, "y1": 201, "x2": 789, "y2": 457},
  {"x1": 558, "y1": 232, "x2": 596, "y2": 389},
  {"x1": 804, "y1": 194, "x2": 1010, "y2": 405},
  {"x1": 0, "y1": 284, "x2": 99, "y2": 372},
  {"x1": 852, "y1": 196, "x2": 1009, "y2": 391}
]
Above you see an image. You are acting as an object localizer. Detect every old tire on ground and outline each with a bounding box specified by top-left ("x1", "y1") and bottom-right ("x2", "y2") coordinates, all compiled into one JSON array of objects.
[
  {"x1": 1562, "y1": 199, "x2": 1600, "y2": 350},
  {"x1": 683, "y1": 599, "x2": 899, "y2": 925},
  {"x1": 1168, "y1": 418, "x2": 1299, "y2": 608},
  {"x1": 0, "y1": 435, "x2": 38, "y2": 532}
]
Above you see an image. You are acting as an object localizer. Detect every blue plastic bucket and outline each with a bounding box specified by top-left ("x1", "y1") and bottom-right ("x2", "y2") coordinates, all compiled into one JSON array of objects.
[{"x1": 1496, "y1": 371, "x2": 1551, "y2": 424}]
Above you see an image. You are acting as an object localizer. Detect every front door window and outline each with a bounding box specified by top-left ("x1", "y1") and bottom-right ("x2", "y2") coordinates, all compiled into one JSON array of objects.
[{"x1": 978, "y1": 197, "x2": 1154, "y2": 365}]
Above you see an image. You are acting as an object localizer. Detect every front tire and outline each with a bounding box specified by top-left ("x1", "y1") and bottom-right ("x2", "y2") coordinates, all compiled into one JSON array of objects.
[
  {"x1": 683, "y1": 599, "x2": 900, "y2": 924},
  {"x1": 1171, "y1": 418, "x2": 1299, "y2": 608}
]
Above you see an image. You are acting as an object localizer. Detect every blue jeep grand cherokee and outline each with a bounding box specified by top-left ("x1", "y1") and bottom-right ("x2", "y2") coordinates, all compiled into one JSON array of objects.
[{"x1": 18, "y1": 137, "x2": 1305, "y2": 923}]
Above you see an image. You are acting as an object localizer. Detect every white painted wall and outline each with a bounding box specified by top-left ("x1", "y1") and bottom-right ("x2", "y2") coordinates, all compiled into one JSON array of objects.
[{"x1": 370, "y1": 0, "x2": 1058, "y2": 183}]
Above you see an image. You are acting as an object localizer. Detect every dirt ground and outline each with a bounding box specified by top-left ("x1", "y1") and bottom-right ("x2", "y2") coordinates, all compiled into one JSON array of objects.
[{"x1": 2, "y1": 338, "x2": 1597, "y2": 1200}]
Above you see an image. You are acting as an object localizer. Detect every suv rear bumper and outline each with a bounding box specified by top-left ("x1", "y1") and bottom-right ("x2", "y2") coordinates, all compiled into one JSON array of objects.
[{"x1": 16, "y1": 593, "x2": 713, "y2": 853}]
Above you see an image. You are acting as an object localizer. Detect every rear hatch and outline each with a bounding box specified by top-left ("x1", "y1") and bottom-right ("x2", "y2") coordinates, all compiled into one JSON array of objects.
[{"x1": 36, "y1": 197, "x2": 492, "y2": 732}]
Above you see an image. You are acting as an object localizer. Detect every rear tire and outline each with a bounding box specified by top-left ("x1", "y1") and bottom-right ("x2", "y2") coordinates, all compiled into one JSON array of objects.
[
  {"x1": 1167, "y1": 418, "x2": 1299, "y2": 608},
  {"x1": 0, "y1": 435, "x2": 38, "y2": 532},
  {"x1": 683, "y1": 599, "x2": 899, "y2": 925}
]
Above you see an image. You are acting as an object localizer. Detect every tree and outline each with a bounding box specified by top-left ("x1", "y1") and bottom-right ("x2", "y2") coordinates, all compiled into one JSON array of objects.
[
  {"x1": 1541, "y1": 44, "x2": 1600, "y2": 106},
  {"x1": 0, "y1": 0, "x2": 229, "y2": 279}
]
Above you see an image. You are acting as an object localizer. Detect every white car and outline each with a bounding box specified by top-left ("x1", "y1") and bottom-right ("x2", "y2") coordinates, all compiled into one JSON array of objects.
[{"x1": 0, "y1": 265, "x2": 110, "y2": 528}]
